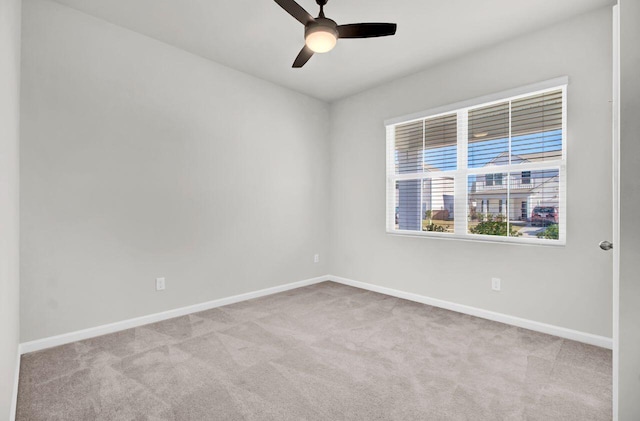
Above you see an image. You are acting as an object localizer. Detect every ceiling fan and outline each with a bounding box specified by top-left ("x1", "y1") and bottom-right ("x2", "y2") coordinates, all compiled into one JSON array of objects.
[{"x1": 274, "y1": 0, "x2": 397, "y2": 68}]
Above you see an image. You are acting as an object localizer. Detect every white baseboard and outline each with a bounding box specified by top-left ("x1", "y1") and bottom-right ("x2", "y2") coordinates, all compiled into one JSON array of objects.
[
  {"x1": 20, "y1": 273, "x2": 612, "y2": 355},
  {"x1": 328, "y1": 275, "x2": 613, "y2": 349},
  {"x1": 19, "y1": 276, "x2": 329, "y2": 354},
  {"x1": 10, "y1": 347, "x2": 20, "y2": 421}
]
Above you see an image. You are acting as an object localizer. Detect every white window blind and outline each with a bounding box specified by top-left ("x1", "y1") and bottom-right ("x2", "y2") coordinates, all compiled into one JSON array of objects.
[{"x1": 386, "y1": 80, "x2": 567, "y2": 244}]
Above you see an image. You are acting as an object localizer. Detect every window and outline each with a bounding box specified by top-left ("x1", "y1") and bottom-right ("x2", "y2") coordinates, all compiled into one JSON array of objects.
[{"x1": 386, "y1": 78, "x2": 566, "y2": 244}]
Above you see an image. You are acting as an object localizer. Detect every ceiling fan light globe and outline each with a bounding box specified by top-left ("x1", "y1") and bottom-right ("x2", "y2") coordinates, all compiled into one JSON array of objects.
[{"x1": 305, "y1": 27, "x2": 337, "y2": 53}]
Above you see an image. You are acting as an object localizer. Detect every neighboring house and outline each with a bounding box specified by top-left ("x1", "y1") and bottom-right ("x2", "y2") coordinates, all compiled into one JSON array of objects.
[
  {"x1": 394, "y1": 163, "x2": 455, "y2": 226},
  {"x1": 395, "y1": 152, "x2": 559, "y2": 226},
  {"x1": 469, "y1": 151, "x2": 560, "y2": 221},
  {"x1": 422, "y1": 163, "x2": 454, "y2": 220}
]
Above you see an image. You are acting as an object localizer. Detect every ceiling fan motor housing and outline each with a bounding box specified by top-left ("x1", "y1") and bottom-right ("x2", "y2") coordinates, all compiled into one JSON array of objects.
[
  {"x1": 304, "y1": 17, "x2": 338, "y2": 53},
  {"x1": 305, "y1": 17, "x2": 338, "y2": 40}
]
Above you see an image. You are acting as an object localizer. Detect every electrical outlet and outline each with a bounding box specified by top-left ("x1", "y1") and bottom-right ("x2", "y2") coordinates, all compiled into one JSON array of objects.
[
  {"x1": 491, "y1": 277, "x2": 501, "y2": 291},
  {"x1": 156, "y1": 277, "x2": 166, "y2": 291},
  {"x1": 313, "y1": 254, "x2": 320, "y2": 263}
]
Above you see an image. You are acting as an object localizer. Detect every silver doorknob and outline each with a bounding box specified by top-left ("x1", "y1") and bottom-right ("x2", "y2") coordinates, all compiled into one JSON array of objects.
[{"x1": 599, "y1": 240, "x2": 613, "y2": 251}]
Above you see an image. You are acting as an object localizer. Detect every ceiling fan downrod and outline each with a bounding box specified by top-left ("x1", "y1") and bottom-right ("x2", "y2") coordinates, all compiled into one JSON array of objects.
[{"x1": 316, "y1": 0, "x2": 327, "y2": 18}]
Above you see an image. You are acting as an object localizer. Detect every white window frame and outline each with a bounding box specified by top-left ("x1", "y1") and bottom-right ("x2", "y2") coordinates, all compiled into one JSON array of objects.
[{"x1": 385, "y1": 77, "x2": 568, "y2": 246}]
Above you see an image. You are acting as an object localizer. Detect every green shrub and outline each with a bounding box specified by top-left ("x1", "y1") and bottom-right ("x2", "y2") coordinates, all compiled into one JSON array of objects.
[
  {"x1": 469, "y1": 215, "x2": 521, "y2": 237},
  {"x1": 536, "y1": 224, "x2": 559, "y2": 240},
  {"x1": 423, "y1": 223, "x2": 447, "y2": 232}
]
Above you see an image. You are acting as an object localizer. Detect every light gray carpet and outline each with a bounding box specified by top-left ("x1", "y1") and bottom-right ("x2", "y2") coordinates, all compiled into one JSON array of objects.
[{"x1": 17, "y1": 281, "x2": 612, "y2": 420}]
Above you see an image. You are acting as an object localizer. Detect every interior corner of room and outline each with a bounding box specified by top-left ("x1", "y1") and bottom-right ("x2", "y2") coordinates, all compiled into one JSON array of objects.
[{"x1": 1, "y1": 0, "x2": 639, "y2": 420}]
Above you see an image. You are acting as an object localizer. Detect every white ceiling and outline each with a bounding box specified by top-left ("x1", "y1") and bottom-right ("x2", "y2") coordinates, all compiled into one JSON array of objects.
[{"x1": 52, "y1": 0, "x2": 613, "y2": 102}]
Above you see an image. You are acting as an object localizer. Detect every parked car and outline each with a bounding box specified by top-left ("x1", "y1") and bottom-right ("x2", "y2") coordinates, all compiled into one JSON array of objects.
[{"x1": 531, "y1": 206, "x2": 559, "y2": 226}]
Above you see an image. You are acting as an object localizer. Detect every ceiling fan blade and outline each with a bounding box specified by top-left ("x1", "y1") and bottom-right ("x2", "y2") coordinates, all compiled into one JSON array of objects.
[
  {"x1": 274, "y1": 0, "x2": 315, "y2": 26},
  {"x1": 292, "y1": 45, "x2": 314, "y2": 68},
  {"x1": 337, "y1": 23, "x2": 397, "y2": 39}
]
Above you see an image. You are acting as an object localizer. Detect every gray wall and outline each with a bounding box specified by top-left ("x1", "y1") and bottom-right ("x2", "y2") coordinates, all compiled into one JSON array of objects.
[
  {"x1": 0, "y1": 0, "x2": 21, "y2": 418},
  {"x1": 20, "y1": 0, "x2": 330, "y2": 342},
  {"x1": 20, "y1": 0, "x2": 615, "y2": 347},
  {"x1": 328, "y1": 7, "x2": 613, "y2": 337},
  {"x1": 618, "y1": 0, "x2": 640, "y2": 418}
]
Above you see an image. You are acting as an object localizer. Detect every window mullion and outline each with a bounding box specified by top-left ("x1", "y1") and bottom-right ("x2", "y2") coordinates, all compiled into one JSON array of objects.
[
  {"x1": 507, "y1": 100, "x2": 512, "y2": 235},
  {"x1": 421, "y1": 119, "x2": 426, "y2": 230},
  {"x1": 454, "y1": 109, "x2": 468, "y2": 235},
  {"x1": 386, "y1": 125, "x2": 396, "y2": 231}
]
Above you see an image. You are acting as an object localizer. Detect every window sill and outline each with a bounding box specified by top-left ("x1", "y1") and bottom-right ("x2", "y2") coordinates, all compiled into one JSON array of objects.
[{"x1": 386, "y1": 229, "x2": 566, "y2": 247}]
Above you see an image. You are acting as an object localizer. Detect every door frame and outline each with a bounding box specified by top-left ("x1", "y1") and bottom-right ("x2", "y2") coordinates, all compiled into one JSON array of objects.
[{"x1": 612, "y1": 4, "x2": 620, "y2": 420}]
